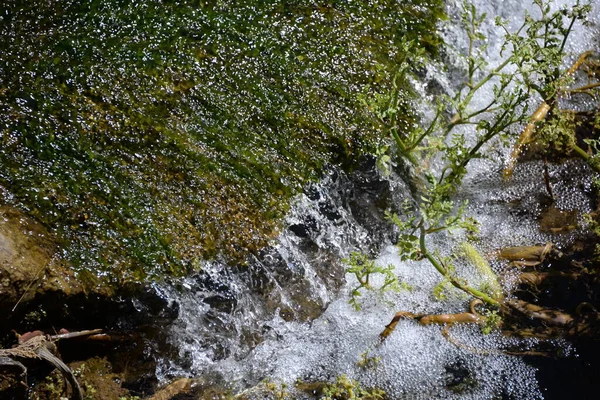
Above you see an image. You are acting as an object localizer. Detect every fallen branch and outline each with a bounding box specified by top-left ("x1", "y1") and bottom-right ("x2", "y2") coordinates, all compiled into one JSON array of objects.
[{"x1": 0, "y1": 328, "x2": 102, "y2": 400}]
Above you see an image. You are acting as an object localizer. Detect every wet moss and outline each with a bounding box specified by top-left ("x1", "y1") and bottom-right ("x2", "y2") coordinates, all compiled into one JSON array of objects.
[
  {"x1": 32, "y1": 357, "x2": 130, "y2": 400},
  {"x1": 0, "y1": 0, "x2": 444, "y2": 282}
]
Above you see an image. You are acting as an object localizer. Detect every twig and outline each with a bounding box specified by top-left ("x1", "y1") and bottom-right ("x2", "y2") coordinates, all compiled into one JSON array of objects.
[
  {"x1": 11, "y1": 254, "x2": 57, "y2": 313},
  {"x1": 48, "y1": 329, "x2": 103, "y2": 341}
]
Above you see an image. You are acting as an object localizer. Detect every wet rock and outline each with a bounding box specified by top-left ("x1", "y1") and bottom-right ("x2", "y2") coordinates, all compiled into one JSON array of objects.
[
  {"x1": 148, "y1": 376, "x2": 236, "y2": 400},
  {"x1": 148, "y1": 378, "x2": 196, "y2": 400},
  {"x1": 250, "y1": 246, "x2": 340, "y2": 322},
  {"x1": 0, "y1": 356, "x2": 27, "y2": 399},
  {"x1": 444, "y1": 359, "x2": 477, "y2": 394},
  {"x1": 347, "y1": 157, "x2": 398, "y2": 246},
  {"x1": 0, "y1": 207, "x2": 180, "y2": 397},
  {"x1": 288, "y1": 219, "x2": 316, "y2": 238},
  {"x1": 539, "y1": 204, "x2": 578, "y2": 233},
  {"x1": 0, "y1": 206, "x2": 93, "y2": 315}
]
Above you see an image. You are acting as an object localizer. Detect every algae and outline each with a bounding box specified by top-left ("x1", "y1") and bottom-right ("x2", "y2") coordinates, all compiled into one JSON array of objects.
[{"x1": 0, "y1": 0, "x2": 444, "y2": 282}]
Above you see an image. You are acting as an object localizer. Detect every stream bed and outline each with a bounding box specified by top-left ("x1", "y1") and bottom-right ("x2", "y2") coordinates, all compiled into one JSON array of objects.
[{"x1": 157, "y1": 159, "x2": 594, "y2": 399}]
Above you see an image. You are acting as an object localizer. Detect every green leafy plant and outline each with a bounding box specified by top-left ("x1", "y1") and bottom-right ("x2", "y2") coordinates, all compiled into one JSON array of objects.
[
  {"x1": 344, "y1": 252, "x2": 408, "y2": 311},
  {"x1": 322, "y1": 375, "x2": 385, "y2": 400},
  {"x1": 354, "y1": 0, "x2": 594, "y2": 312},
  {"x1": 356, "y1": 350, "x2": 382, "y2": 370},
  {"x1": 263, "y1": 379, "x2": 289, "y2": 400},
  {"x1": 480, "y1": 309, "x2": 503, "y2": 335}
]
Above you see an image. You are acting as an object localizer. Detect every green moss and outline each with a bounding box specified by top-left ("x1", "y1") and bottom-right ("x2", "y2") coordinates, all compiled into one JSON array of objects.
[
  {"x1": 32, "y1": 357, "x2": 130, "y2": 400},
  {"x1": 322, "y1": 375, "x2": 385, "y2": 400},
  {"x1": 0, "y1": 0, "x2": 444, "y2": 282}
]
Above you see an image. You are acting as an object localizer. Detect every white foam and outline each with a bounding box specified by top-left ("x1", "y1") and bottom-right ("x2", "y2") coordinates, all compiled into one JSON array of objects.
[{"x1": 158, "y1": 1, "x2": 599, "y2": 397}]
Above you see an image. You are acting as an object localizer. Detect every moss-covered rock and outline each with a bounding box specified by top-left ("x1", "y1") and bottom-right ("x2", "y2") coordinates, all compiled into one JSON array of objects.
[
  {"x1": 0, "y1": 0, "x2": 444, "y2": 284},
  {"x1": 32, "y1": 357, "x2": 130, "y2": 400},
  {"x1": 0, "y1": 206, "x2": 111, "y2": 312}
]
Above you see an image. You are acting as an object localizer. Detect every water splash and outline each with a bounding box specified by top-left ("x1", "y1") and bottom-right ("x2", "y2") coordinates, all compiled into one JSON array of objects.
[{"x1": 157, "y1": 0, "x2": 599, "y2": 397}]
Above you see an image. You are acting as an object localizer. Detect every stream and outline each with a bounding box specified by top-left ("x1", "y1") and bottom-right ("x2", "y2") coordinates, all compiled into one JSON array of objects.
[
  {"x1": 154, "y1": 1, "x2": 600, "y2": 399},
  {"x1": 1, "y1": 0, "x2": 600, "y2": 399}
]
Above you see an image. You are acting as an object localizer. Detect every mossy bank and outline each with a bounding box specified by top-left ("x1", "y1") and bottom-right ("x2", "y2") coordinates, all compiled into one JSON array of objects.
[{"x1": 0, "y1": 0, "x2": 444, "y2": 285}]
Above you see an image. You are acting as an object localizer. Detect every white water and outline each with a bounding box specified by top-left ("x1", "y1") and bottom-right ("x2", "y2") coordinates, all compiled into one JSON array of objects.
[{"x1": 157, "y1": 1, "x2": 600, "y2": 398}]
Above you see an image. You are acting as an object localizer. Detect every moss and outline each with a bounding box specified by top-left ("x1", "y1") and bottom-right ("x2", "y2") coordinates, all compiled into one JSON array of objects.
[
  {"x1": 32, "y1": 357, "x2": 129, "y2": 400},
  {"x1": 0, "y1": 0, "x2": 444, "y2": 282}
]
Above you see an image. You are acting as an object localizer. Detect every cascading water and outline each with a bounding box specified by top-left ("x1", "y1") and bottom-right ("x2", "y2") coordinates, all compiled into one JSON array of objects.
[{"x1": 156, "y1": 0, "x2": 599, "y2": 398}]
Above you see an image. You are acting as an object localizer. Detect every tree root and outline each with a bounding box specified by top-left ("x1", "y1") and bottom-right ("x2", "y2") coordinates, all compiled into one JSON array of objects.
[
  {"x1": 379, "y1": 299, "x2": 485, "y2": 342},
  {"x1": 498, "y1": 243, "x2": 557, "y2": 267},
  {"x1": 503, "y1": 51, "x2": 595, "y2": 180},
  {"x1": 441, "y1": 325, "x2": 553, "y2": 357},
  {"x1": 506, "y1": 299, "x2": 575, "y2": 326},
  {"x1": 506, "y1": 299, "x2": 599, "y2": 336},
  {"x1": 378, "y1": 301, "x2": 553, "y2": 356},
  {"x1": 517, "y1": 271, "x2": 583, "y2": 288},
  {"x1": 379, "y1": 295, "x2": 599, "y2": 354},
  {"x1": 36, "y1": 342, "x2": 83, "y2": 400}
]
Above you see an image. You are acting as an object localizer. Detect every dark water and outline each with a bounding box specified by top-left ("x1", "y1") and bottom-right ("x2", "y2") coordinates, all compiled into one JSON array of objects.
[{"x1": 0, "y1": 0, "x2": 443, "y2": 282}]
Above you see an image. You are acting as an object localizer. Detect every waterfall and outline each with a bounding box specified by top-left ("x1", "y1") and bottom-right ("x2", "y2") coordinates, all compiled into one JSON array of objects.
[{"x1": 157, "y1": 1, "x2": 599, "y2": 398}]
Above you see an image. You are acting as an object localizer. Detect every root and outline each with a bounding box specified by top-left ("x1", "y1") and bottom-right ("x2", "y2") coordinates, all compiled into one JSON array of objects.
[
  {"x1": 379, "y1": 299, "x2": 485, "y2": 342},
  {"x1": 441, "y1": 325, "x2": 552, "y2": 357},
  {"x1": 507, "y1": 299, "x2": 574, "y2": 326},
  {"x1": 36, "y1": 343, "x2": 83, "y2": 400},
  {"x1": 499, "y1": 243, "x2": 554, "y2": 266},
  {"x1": 503, "y1": 102, "x2": 551, "y2": 180},
  {"x1": 379, "y1": 312, "x2": 420, "y2": 342},
  {"x1": 517, "y1": 271, "x2": 583, "y2": 287},
  {"x1": 506, "y1": 299, "x2": 599, "y2": 337},
  {"x1": 379, "y1": 293, "x2": 599, "y2": 354},
  {"x1": 377, "y1": 302, "x2": 554, "y2": 357}
]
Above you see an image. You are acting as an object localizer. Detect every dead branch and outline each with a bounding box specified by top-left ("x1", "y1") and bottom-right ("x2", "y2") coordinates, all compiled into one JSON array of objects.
[{"x1": 0, "y1": 328, "x2": 102, "y2": 400}]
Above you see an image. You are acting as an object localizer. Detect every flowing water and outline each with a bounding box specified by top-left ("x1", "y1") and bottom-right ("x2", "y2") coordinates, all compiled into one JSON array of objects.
[
  {"x1": 155, "y1": 0, "x2": 600, "y2": 399},
  {"x1": 1, "y1": 0, "x2": 599, "y2": 398}
]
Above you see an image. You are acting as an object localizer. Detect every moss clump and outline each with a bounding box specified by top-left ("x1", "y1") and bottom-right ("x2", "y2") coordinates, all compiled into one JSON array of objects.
[{"x1": 0, "y1": 0, "x2": 444, "y2": 282}]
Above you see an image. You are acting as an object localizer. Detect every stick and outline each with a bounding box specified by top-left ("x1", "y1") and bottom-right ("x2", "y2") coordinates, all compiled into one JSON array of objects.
[{"x1": 48, "y1": 329, "x2": 103, "y2": 341}]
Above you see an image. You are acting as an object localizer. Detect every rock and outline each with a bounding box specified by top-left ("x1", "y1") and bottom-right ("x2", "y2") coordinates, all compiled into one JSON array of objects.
[
  {"x1": 31, "y1": 357, "x2": 130, "y2": 400},
  {"x1": 148, "y1": 377, "x2": 234, "y2": 400},
  {"x1": 0, "y1": 206, "x2": 91, "y2": 313},
  {"x1": 539, "y1": 204, "x2": 578, "y2": 233},
  {"x1": 148, "y1": 378, "x2": 196, "y2": 400}
]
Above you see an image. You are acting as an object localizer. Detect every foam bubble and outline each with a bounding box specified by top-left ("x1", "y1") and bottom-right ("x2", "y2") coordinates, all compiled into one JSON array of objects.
[{"x1": 157, "y1": 1, "x2": 599, "y2": 397}]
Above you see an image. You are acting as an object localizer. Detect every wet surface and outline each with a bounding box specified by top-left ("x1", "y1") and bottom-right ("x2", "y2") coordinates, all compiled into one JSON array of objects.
[{"x1": 0, "y1": 0, "x2": 443, "y2": 281}]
